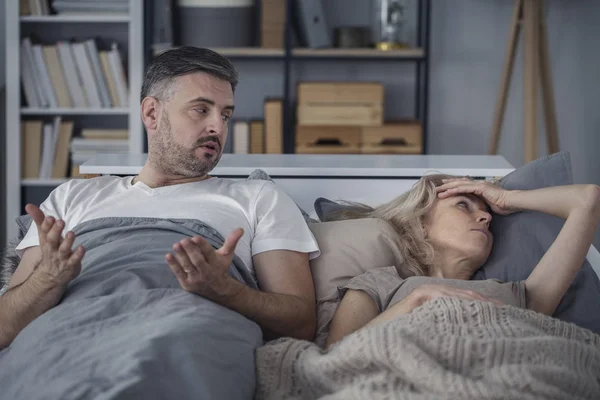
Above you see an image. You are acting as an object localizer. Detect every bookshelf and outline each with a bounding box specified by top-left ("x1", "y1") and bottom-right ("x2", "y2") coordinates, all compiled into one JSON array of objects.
[{"x1": 4, "y1": 0, "x2": 145, "y2": 243}]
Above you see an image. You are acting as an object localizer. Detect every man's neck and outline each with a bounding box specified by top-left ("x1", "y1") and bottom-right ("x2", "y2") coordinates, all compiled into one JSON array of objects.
[{"x1": 134, "y1": 164, "x2": 210, "y2": 188}]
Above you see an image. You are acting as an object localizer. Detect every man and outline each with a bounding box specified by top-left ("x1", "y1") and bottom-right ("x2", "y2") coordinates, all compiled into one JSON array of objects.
[{"x1": 0, "y1": 47, "x2": 319, "y2": 398}]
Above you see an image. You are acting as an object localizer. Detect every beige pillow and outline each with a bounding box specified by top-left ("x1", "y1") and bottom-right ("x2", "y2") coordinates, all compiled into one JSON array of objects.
[{"x1": 308, "y1": 218, "x2": 404, "y2": 346}]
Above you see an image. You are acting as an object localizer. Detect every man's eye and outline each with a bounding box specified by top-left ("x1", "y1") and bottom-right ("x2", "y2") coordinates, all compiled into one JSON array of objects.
[
  {"x1": 457, "y1": 201, "x2": 469, "y2": 210},
  {"x1": 195, "y1": 108, "x2": 207, "y2": 114},
  {"x1": 222, "y1": 114, "x2": 231, "y2": 122}
]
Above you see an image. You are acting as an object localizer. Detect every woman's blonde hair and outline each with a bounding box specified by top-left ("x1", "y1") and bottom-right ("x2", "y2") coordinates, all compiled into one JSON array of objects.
[{"x1": 324, "y1": 174, "x2": 458, "y2": 277}]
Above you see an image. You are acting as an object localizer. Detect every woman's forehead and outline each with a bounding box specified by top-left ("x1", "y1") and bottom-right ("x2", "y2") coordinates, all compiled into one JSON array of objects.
[{"x1": 440, "y1": 193, "x2": 490, "y2": 212}]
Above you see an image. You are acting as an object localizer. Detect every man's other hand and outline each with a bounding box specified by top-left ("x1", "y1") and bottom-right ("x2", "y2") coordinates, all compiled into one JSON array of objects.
[{"x1": 166, "y1": 228, "x2": 244, "y2": 301}]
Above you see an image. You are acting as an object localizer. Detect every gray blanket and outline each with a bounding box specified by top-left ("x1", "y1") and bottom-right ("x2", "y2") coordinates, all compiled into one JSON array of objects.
[
  {"x1": 256, "y1": 297, "x2": 600, "y2": 400},
  {"x1": 0, "y1": 217, "x2": 263, "y2": 400}
]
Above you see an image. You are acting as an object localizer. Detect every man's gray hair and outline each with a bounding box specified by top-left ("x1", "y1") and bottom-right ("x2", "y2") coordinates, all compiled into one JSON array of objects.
[{"x1": 140, "y1": 46, "x2": 238, "y2": 103}]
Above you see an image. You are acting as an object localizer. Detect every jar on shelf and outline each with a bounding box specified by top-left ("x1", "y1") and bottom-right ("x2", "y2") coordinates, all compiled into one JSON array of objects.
[{"x1": 372, "y1": 0, "x2": 409, "y2": 50}]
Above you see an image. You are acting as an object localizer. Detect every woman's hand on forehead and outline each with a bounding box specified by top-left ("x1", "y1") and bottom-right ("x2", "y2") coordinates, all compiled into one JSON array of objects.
[{"x1": 436, "y1": 178, "x2": 516, "y2": 216}]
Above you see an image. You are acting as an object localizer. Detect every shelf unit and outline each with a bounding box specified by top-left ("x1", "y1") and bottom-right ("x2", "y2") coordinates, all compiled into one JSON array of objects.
[
  {"x1": 183, "y1": 0, "x2": 432, "y2": 155},
  {"x1": 4, "y1": 0, "x2": 145, "y2": 243}
]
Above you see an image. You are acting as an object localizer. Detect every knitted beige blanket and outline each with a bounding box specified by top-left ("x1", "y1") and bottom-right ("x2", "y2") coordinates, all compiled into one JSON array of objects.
[{"x1": 255, "y1": 298, "x2": 600, "y2": 400}]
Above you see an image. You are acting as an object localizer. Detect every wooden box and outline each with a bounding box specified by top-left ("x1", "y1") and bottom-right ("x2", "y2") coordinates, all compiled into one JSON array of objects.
[
  {"x1": 361, "y1": 121, "x2": 423, "y2": 154},
  {"x1": 297, "y1": 82, "x2": 384, "y2": 126},
  {"x1": 295, "y1": 125, "x2": 361, "y2": 154}
]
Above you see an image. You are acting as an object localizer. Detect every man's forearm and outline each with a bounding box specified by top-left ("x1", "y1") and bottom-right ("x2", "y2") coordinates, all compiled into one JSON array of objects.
[
  {"x1": 0, "y1": 272, "x2": 66, "y2": 348},
  {"x1": 215, "y1": 279, "x2": 316, "y2": 341}
]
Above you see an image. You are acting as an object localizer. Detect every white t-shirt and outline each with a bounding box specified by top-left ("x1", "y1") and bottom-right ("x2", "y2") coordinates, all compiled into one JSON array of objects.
[{"x1": 16, "y1": 176, "x2": 321, "y2": 274}]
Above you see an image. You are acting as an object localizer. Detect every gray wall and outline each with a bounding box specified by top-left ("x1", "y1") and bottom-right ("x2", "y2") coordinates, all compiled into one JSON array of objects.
[{"x1": 428, "y1": 0, "x2": 600, "y2": 185}]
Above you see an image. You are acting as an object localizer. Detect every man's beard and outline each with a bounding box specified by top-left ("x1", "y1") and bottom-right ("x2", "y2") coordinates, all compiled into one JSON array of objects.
[{"x1": 149, "y1": 112, "x2": 222, "y2": 178}]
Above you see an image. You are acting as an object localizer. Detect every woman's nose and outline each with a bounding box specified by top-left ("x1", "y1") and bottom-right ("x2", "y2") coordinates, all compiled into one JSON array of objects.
[{"x1": 477, "y1": 211, "x2": 492, "y2": 226}]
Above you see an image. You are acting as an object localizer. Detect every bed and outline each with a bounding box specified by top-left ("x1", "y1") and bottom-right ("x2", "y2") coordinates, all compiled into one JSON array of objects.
[{"x1": 0, "y1": 152, "x2": 598, "y2": 399}]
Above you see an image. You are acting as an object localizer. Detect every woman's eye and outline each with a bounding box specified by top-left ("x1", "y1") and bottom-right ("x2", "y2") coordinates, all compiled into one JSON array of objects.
[{"x1": 457, "y1": 201, "x2": 469, "y2": 210}]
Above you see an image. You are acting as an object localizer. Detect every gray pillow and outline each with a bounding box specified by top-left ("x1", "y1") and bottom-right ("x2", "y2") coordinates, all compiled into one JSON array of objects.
[
  {"x1": 314, "y1": 197, "x2": 353, "y2": 222},
  {"x1": 473, "y1": 151, "x2": 600, "y2": 334}
]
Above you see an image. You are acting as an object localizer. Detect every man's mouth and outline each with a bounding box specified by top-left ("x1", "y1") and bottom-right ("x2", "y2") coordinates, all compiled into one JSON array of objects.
[{"x1": 199, "y1": 142, "x2": 219, "y2": 154}]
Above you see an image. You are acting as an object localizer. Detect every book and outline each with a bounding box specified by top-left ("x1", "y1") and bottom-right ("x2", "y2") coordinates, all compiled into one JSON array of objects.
[
  {"x1": 249, "y1": 121, "x2": 265, "y2": 154},
  {"x1": 57, "y1": 41, "x2": 88, "y2": 108},
  {"x1": 264, "y1": 99, "x2": 283, "y2": 153},
  {"x1": 84, "y1": 39, "x2": 112, "y2": 108},
  {"x1": 107, "y1": 43, "x2": 129, "y2": 107},
  {"x1": 52, "y1": 121, "x2": 74, "y2": 178},
  {"x1": 233, "y1": 121, "x2": 249, "y2": 154},
  {"x1": 39, "y1": 117, "x2": 61, "y2": 179},
  {"x1": 42, "y1": 45, "x2": 73, "y2": 108},
  {"x1": 99, "y1": 51, "x2": 120, "y2": 107},
  {"x1": 72, "y1": 42, "x2": 103, "y2": 108},
  {"x1": 31, "y1": 44, "x2": 58, "y2": 108},
  {"x1": 81, "y1": 129, "x2": 129, "y2": 140},
  {"x1": 21, "y1": 121, "x2": 43, "y2": 179}
]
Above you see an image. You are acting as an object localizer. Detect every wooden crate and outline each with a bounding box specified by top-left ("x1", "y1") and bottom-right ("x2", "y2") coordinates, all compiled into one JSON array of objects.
[
  {"x1": 297, "y1": 82, "x2": 384, "y2": 126},
  {"x1": 297, "y1": 104, "x2": 383, "y2": 127},
  {"x1": 361, "y1": 121, "x2": 423, "y2": 154},
  {"x1": 295, "y1": 125, "x2": 361, "y2": 154},
  {"x1": 297, "y1": 82, "x2": 384, "y2": 104}
]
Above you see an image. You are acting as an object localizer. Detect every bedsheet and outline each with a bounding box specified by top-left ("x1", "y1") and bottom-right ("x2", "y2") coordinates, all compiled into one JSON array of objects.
[
  {"x1": 0, "y1": 217, "x2": 262, "y2": 400},
  {"x1": 256, "y1": 297, "x2": 600, "y2": 400}
]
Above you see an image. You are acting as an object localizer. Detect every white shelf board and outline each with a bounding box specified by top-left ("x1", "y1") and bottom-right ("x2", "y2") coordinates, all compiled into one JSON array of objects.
[
  {"x1": 80, "y1": 153, "x2": 515, "y2": 178},
  {"x1": 21, "y1": 179, "x2": 69, "y2": 187},
  {"x1": 20, "y1": 15, "x2": 130, "y2": 23},
  {"x1": 292, "y1": 48, "x2": 425, "y2": 59},
  {"x1": 21, "y1": 108, "x2": 130, "y2": 115}
]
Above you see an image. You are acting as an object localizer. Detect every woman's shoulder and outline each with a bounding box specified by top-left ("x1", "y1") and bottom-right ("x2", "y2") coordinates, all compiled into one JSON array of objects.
[{"x1": 338, "y1": 266, "x2": 405, "y2": 312}]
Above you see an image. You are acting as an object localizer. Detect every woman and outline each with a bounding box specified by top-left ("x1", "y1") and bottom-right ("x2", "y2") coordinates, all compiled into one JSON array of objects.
[{"x1": 326, "y1": 175, "x2": 600, "y2": 348}]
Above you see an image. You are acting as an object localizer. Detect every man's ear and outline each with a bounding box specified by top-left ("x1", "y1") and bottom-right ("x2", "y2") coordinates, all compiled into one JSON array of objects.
[{"x1": 141, "y1": 96, "x2": 160, "y2": 133}]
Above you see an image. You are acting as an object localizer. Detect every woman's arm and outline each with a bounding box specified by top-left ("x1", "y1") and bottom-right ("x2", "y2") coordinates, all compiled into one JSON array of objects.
[
  {"x1": 506, "y1": 185, "x2": 600, "y2": 315},
  {"x1": 326, "y1": 290, "x2": 378, "y2": 348},
  {"x1": 326, "y1": 285, "x2": 502, "y2": 348}
]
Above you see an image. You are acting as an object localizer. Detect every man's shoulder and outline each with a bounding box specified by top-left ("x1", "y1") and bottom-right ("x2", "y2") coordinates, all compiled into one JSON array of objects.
[
  {"x1": 58, "y1": 175, "x2": 128, "y2": 196},
  {"x1": 218, "y1": 177, "x2": 273, "y2": 192}
]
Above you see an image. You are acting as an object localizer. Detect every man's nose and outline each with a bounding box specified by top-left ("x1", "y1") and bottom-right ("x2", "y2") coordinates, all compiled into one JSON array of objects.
[{"x1": 206, "y1": 112, "x2": 224, "y2": 133}]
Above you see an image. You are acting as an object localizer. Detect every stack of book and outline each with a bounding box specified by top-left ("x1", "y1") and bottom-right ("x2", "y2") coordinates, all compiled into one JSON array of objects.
[
  {"x1": 20, "y1": 37, "x2": 129, "y2": 109},
  {"x1": 70, "y1": 129, "x2": 129, "y2": 177},
  {"x1": 20, "y1": 0, "x2": 51, "y2": 15},
  {"x1": 20, "y1": 0, "x2": 130, "y2": 16},
  {"x1": 51, "y1": 0, "x2": 130, "y2": 16}
]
